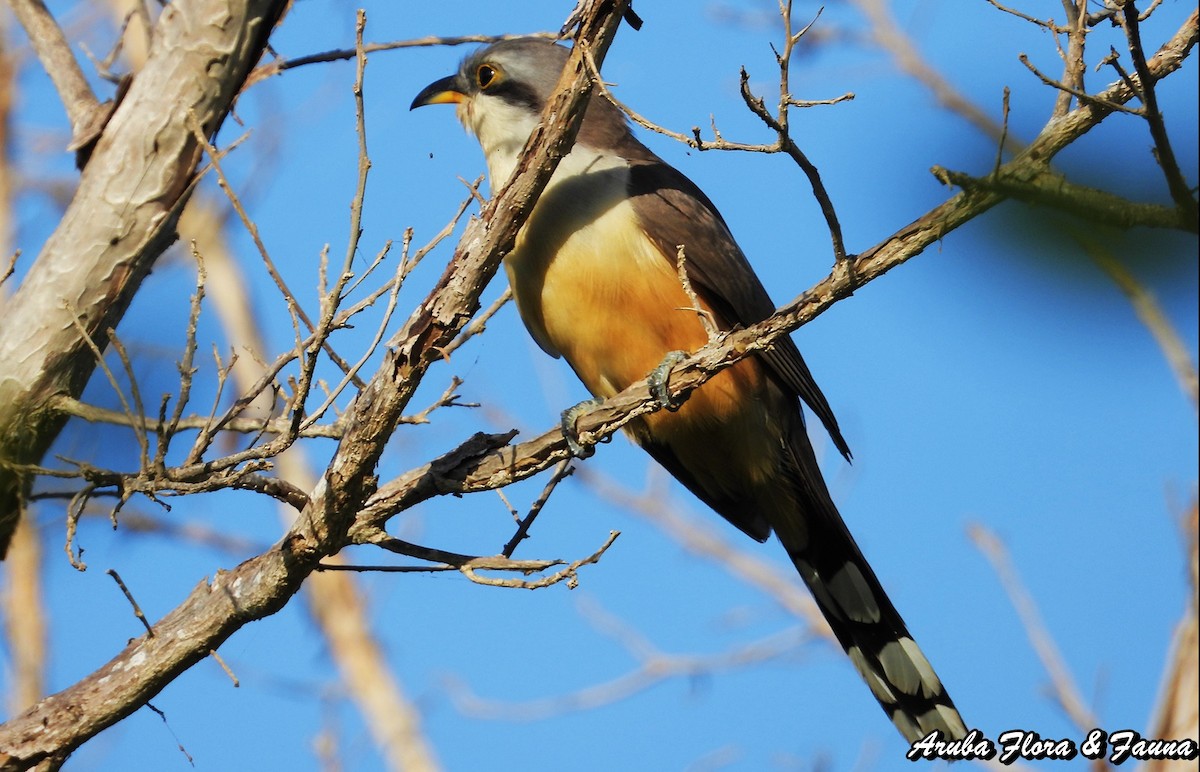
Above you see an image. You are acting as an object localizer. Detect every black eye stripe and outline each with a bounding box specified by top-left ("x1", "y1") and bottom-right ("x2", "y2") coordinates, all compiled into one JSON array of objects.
[{"x1": 493, "y1": 81, "x2": 540, "y2": 111}]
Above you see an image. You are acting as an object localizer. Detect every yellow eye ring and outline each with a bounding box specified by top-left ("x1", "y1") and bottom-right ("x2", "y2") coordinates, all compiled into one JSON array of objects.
[{"x1": 476, "y1": 64, "x2": 498, "y2": 89}]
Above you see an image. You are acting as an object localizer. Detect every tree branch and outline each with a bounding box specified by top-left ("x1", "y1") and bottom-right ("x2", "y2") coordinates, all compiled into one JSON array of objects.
[
  {"x1": 0, "y1": 1, "x2": 631, "y2": 766},
  {"x1": 0, "y1": 0, "x2": 292, "y2": 559},
  {"x1": 4, "y1": 0, "x2": 108, "y2": 149},
  {"x1": 932, "y1": 165, "x2": 1197, "y2": 233}
]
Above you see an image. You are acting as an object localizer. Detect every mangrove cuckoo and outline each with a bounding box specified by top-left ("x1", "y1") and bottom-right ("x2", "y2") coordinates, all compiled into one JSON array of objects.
[{"x1": 411, "y1": 37, "x2": 967, "y2": 743}]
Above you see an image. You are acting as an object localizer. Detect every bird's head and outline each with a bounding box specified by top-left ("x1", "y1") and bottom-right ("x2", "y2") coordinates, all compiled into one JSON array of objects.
[
  {"x1": 411, "y1": 37, "x2": 639, "y2": 186},
  {"x1": 411, "y1": 38, "x2": 574, "y2": 176}
]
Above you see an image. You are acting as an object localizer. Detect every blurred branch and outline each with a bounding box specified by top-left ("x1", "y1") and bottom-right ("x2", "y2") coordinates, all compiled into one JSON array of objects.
[
  {"x1": 447, "y1": 595, "x2": 808, "y2": 721},
  {"x1": 4, "y1": 0, "x2": 112, "y2": 150},
  {"x1": 1145, "y1": 500, "x2": 1198, "y2": 771},
  {"x1": 1, "y1": 519, "x2": 45, "y2": 715},
  {"x1": 933, "y1": 165, "x2": 1197, "y2": 233},
  {"x1": 1078, "y1": 234, "x2": 1199, "y2": 413},
  {"x1": 578, "y1": 466, "x2": 832, "y2": 640},
  {"x1": 853, "y1": 0, "x2": 1008, "y2": 142},
  {"x1": 968, "y1": 524, "x2": 1100, "y2": 734}
]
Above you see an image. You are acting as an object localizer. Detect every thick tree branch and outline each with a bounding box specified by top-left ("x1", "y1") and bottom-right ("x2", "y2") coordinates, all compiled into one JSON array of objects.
[
  {"x1": 933, "y1": 165, "x2": 1197, "y2": 233},
  {"x1": 0, "y1": 1, "x2": 630, "y2": 766},
  {"x1": 0, "y1": 0, "x2": 291, "y2": 559}
]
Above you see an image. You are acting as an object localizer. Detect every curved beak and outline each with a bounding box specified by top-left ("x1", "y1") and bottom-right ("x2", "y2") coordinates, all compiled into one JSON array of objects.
[{"x1": 410, "y1": 75, "x2": 466, "y2": 110}]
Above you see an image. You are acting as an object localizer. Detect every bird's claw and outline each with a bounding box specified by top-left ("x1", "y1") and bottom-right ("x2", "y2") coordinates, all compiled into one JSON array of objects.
[
  {"x1": 648, "y1": 350, "x2": 689, "y2": 412},
  {"x1": 561, "y1": 397, "x2": 605, "y2": 458}
]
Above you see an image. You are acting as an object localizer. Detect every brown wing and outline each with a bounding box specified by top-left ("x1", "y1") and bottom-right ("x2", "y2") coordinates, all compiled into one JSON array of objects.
[{"x1": 622, "y1": 152, "x2": 851, "y2": 460}]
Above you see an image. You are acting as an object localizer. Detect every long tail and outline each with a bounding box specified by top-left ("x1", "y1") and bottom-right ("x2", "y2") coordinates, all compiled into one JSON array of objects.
[{"x1": 774, "y1": 421, "x2": 968, "y2": 743}]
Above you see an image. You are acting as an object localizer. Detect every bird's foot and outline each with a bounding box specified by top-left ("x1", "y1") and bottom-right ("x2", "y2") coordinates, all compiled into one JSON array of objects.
[
  {"x1": 560, "y1": 397, "x2": 606, "y2": 458},
  {"x1": 648, "y1": 350, "x2": 689, "y2": 412}
]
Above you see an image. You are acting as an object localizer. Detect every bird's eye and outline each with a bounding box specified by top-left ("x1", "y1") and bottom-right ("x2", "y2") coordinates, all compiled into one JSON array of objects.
[{"x1": 476, "y1": 64, "x2": 498, "y2": 89}]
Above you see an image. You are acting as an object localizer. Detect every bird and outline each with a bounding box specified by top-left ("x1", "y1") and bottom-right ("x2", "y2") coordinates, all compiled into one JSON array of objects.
[{"x1": 411, "y1": 37, "x2": 967, "y2": 744}]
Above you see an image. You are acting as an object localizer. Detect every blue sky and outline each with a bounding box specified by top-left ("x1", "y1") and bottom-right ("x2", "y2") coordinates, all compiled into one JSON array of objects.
[{"x1": 5, "y1": 1, "x2": 1198, "y2": 769}]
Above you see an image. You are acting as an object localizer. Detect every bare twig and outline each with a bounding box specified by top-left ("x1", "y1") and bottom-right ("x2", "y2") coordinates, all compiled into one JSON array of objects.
[
  {"x1": 1018, "y1": 53, "x2": 1143, "y2": 115},
  {"x1": 440, "y1": 286, "x2": 512, "y2": 360},
  {"x1": 106, "y1": 568, "x2": 154, "y2": 637},
  {"x1": 933, "y1": 165, "x2": 1196, "y2": 232},
  {"x1": 190, "y1": 120, "x2": 364, "y2": 393},
  {"x1": 343, "y1": 528, "x2": 619, "y2": 592},
  {"x1": 156, "y1": 245, "x2": 206, "y2": 470},
  {"x1": 674, "y1": 246, "x2": 719, "y2": 339},
  {"x1": 985, "y1": 0, "x2": 1068, "y2": 33},
  {"x1": 248, "y1": 32, "x2": 559, "y2": 86},
  {"x1": 501, "y1": 459, "x2": 575, "y2": 558},
  {"x1": 1055, "y1": 0, "x2": 1088, "y2": 118},
  {"x1": 0, "y1": 250, "x2": 17, "y2": 287},
  {"x1": 398, "y1": 376, "x2": 477, "y2": 426},
  {"x1": 460, "y1": 530, "x2": 618, "y2": 590},
  {"x1": 1117, "y1": 2, "x2": 1199, "y2": 221},
  {"x1": 207, "y1": 649, "x2": 239, "y2": 687},
  {"x1": 580, "y1": 5, "x2": 851, "y2": 264}
]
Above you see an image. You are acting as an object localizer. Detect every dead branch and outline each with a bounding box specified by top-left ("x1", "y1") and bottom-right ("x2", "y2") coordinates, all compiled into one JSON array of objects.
[
  {"x1": 0, "y1": 0, "x2": 293, "y2": 559},
  {"x1": 0, "y1": 2, "x2": 631, "y2": 765},
  {"x1": 1116, "y1": 2, "x2": 1199, "y2": 221},
  {"x1": 1080, "y1": 234, "x2": 1199, "y2": 412}
]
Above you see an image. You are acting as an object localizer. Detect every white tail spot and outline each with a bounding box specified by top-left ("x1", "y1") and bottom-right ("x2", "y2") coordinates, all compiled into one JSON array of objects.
[
  {"x1": 828, "y1": 562, "x2": 881, "y2": 623},
  {"x1": 891, "y1": 709, "x2": 922, "y2": 742},
  {"x1": 899, "y1": 636, "x2": 943, "y2": 698},
  {"x1": 879, "y1": 639, "x2": 923, "y2": 695},
  {"x1": 920, "y1": 704, "x2": 967, "y2": 740},
  {"x1": 847, "y1": 645, "x2": 898, "y2": 704}
]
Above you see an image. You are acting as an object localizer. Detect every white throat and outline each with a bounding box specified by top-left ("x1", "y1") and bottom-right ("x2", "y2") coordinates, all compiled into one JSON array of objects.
[{"x1": 457, "y1": 95, "x2": 542, "y2": 189}]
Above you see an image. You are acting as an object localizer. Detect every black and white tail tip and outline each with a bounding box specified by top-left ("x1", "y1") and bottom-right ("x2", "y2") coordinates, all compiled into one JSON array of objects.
[
  {"x1": 791, "y1": 553, "x2": 968, "y2": 743},
  {"x1": 846, "y1": 636, "x2": 967, "y2": 742}
]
